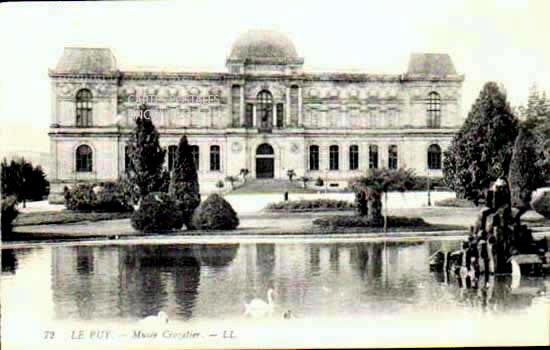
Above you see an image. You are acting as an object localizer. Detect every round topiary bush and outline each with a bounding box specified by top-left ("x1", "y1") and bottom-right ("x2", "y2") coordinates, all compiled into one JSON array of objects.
[
  {"x1": 1, "y1": 196, "x2": 19, "y2": 237},
  {"x1": 531, "y1": 189, "x2": 550, "y2": 219},
  {"x1": 191, "y1": 193, "x2": 239, "y2": 230},
  {"x1": 131, "y1": 192, "x2": 184, "y2": 233}
]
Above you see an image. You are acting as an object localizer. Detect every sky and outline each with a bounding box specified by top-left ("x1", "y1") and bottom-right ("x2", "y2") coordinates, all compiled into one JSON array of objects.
[{"x1": 1, "y1": 0, "x2": 549, "y2": 155}]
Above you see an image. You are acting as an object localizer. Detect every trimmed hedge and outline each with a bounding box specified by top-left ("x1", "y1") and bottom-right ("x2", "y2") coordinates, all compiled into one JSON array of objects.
[
  {"x1": 1, "y1": 196, "x2": 19, "y2": 236},
  {"x1": 192, "y1": 194, "x2": 239, "y2": 230},
  {"x1": 131, "y1": 192, "x2": 183, "y2": 232},
  {"x1": 266, "y1": 199, "x2": 355, "y2": 211},
  {"x1": 410, "y1": 177, "x2": 448, "y2": 191},
  {"x1": 313, "y1": 215, "x2": 426, "y2": 228},
  {"x1": 531, "y1": 190, "x2": 550, "y2": 219},
  {"x1": 434, "y1": 197, "x2": 477, "y2": 208},
  {"x1": 65, "y1": 182, "x2": 133, "y2": 212}
]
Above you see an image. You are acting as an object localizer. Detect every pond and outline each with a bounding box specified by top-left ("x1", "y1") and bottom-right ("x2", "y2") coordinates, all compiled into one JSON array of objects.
[{"x1": 2, "y1": 238, "x2": 549, "y2": 348}]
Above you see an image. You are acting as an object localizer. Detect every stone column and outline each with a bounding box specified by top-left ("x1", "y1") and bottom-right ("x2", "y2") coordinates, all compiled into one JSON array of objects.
[
  {"x1": 240, "y1": 85, "x2": 245, "y2": 126},
  {"x1": 298, "y1": 86, "x2": 303, "y2": 126},
  {"x1": 252, "y1": 104, "x2": 257, "y2": 127},
  {"x1": 286, "y1": 86, "x2": 291, "y2": 125}
]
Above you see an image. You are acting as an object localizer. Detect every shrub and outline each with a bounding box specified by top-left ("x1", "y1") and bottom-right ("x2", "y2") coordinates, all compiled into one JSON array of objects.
[
  {"x1": 191, "y1": 193, "x2": 239, "y2": 230},
  {"x1": 313, "y1": 215, "x2": 426, "y2": 228},
  {"x1": 409, "y1": 177, "x2": 447, "y2": 191},
  {"x1": 1, "y1": 196, "x2": 19, "y2": 236},
  {"x1": 315, "y1": 177, "x2": 324, "y2": 187},
  {"x1": 531, "y1": 189, "x2": 550, "y2": 219},
  {"x1": 434, "y1": 197, "x2": 477, "y2": 208},
  {"x1": 216, "y1": 180, "x2": 225, "y2": 188},
  {"x1": 65, "y1": 182, "x2": 133, "y2": 212},
  {"x1": 131, "y1": 192, "x2": 183, "y2": 232},
  {"x1": 266, "y1": 199, "x2": 354, "y2": 211}
]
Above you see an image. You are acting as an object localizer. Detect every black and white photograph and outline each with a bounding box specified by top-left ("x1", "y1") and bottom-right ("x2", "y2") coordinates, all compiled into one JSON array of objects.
[{"x1": 1, "y1": 0, "x2": 549, "y2": 348}]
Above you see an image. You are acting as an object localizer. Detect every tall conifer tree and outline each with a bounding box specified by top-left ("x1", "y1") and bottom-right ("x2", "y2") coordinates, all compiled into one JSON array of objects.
[{"x1": 169, "y1": 135, "x2": 201, "y2": 229}]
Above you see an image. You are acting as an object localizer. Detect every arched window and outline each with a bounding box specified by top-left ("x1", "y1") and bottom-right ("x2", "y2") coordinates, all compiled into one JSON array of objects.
[
  {"x1": 190, "y1": 145, "x2": 200, "y2": 170},
  {"x1": 168, "y1": 145, "x2": 178, "y2": 171},
  {"x1": 76, "y1": 89, "x2": 93, "y2": 127},
  {"x1": 427, "y1": 144, "x2": 442, "y2": 169},
  {"x1": 76, "y1": 145, "x2": 93, "y2": 172},
  {"x1": 369, "y1": 145, "x2": 378, "y2": 169},
  {"x1": 388, "y1": 145, "x2": 398, "y2": 169},
  {"x1": 349, "y1": 145, "x2": 359, "y2": 170},
  {"x1": 257, "y1": 90, "x2": 273, "y2": 129},
  {"x1": 329, "y1": 145, "x2": 339, "y2": 171},
  {"x1": 427, "y1": 92, "x2": 441, "y2": 128},
  {"x1": 210, "y1": 145, "x2": 220, "y2": 171},
  {"x1": 309, "y1": 145, "x2": 319, "y2": 171}
]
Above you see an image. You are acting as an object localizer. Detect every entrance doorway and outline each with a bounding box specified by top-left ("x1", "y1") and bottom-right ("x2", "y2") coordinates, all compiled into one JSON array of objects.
[{"x1": 256, "y1": 143, "x2": 274, "y2": 179}]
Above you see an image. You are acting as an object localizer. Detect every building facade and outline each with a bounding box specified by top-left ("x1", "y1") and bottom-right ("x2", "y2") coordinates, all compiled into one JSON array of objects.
[{"x1": 48, "y1": 30, "x2": 464, "y2": 202}]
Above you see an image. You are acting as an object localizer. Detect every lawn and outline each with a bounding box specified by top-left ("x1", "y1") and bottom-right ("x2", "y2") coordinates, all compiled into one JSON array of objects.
[{"x1": 14, "y1": 210, "x2": 132, "y2": 226}]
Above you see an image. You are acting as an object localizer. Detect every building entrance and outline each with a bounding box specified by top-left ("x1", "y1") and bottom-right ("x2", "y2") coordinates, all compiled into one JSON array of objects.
[{"x1": 256, "y1": 143, "x2": 274, "y2": 179}]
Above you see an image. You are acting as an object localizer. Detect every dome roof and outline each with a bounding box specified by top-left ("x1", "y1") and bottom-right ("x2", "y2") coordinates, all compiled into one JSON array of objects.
[
  {"x1": 56, "y1": 47, "x2": 117, "y2": 73},
  {"x1": 228, "y1": 30, "x2": 303, "y2": 64}
]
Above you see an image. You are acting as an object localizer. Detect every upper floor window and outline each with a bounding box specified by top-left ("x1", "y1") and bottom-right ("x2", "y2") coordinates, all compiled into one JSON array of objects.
[
  {"x1": 257, "y1": 90, "x2": 273, "y2": 129},
  {"x1": 76, "y1": 89, "x2": 93, "y2": 127},
  {"x1": 329, "y1": 145, "x2": 339, "y2": 171},
  {"x1": 210, "y1": 145, "x2": 220, "y2": 171},
  {"x1": 388, "y1": 145, "x2": 398, "y2": 169},
  {"x1": 76, "y1": 145, "x2": 93, "y2": 172},
  {"x1": 427, "y1": 92, "x2": 441, "y2": 128},
  {"x1": 309, "y1": 145, "x2": 319, "y2": 171},
  {"x1": 168, "y1": 145, "x2": 178, "y2": 171},
  {"x1": 349, "y1": 145, "x2": 359, "y2": 170},
  {"x1": 190, "y1": 145, "x2": 200, "y2": 170},
  {"x1": 427, "y1": 144, "x2": 442, "y2": 169},
  {"x1": 369, "y1": 145, "x2": 378, "y2": 169}
]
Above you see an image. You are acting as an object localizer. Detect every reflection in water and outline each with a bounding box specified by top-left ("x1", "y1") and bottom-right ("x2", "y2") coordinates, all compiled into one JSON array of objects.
[{"x1": 3, "y1": 240, "x2": 548, "y2": 324}]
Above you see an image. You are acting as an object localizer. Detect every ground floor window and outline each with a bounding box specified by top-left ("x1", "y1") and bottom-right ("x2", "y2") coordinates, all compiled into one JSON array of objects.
[
  {"x1": 427, "y1": 144, "x2": 442, "y2": 169},
  {"x1": 329, "y1": 145, "x2": 339, "y2": 170},
  {"x1": 276, "y1": 103, "x2": 284, "y2": 127},
  {"x1": 309, "y1": 145, "x2": 319, "y2": 170},
  {"x1": 168, "y1": 145, "x2": 177, "y2": 171},
  {"x1": 245, "y1": 103, "x2": 253, "y2": 127},
  {"x1": 349, "y1": 145, "x2": 359, "y2": 170},
  {"x1": 369, "y1": 145, "x2": 378, "y2": 169},
  {"x1": 388, "y1": 145, "x2": 398, "y2": 169},
  {"x1": 191, "y1": 145, "x2": 200, "y2": 170},
  {"x1": 76, "y1": 145, "x2": 93, "y2": 172},
  {"x1": 210, "y1": 145, "x2": 220, "y2": 171}
]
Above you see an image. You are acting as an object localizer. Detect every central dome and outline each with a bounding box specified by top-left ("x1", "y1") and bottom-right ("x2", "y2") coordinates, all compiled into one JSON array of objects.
[{"x1": 228, "y1": 30, "x2": 302, "y2": 64}]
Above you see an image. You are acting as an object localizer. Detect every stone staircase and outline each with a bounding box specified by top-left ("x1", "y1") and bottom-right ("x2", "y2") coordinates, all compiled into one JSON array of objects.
[{"x1": 231, "y1": 178, "x2": 312, "y2": 193}]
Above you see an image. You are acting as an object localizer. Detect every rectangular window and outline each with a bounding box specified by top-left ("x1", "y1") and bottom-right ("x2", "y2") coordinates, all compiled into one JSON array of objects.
[
  {"x1": 388, "y1": 145, "x2": 398, "y2": 169},
  {"x1": 349, "y1": 145, "x2": 359, "y2": 170},
  {"x1": 210, "y1": 145, "x2": 220, "y2": 171},
  {"x1": 191, "y1": 145, "x2": 200, "y2": 170},
  {"x1": 309, "y1": 145, "x2": 319, "y2": 171},
  {"x1": 369, "y1": 145, "x2": 378, "y2": 169},
  {"x1": 168, "y1": 145, "x2": 178, "y2": 171},
  {"x1": 245, "y1": 103, "x2": 253, "y2": 127},
  {"x1": 329, "y1": 145, "x2": 339, "y2": 171},
  {"x1": 276, "y1": 103, "x2": 284, "y2": 127}
]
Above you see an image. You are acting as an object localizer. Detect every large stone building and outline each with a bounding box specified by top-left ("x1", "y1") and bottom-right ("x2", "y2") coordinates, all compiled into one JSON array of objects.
[{"x1": 48, "y1": 30, "x2": 464, "y2": 202}]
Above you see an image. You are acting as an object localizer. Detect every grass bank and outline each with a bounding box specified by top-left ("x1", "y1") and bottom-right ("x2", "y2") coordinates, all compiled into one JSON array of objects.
[{"x1": 14, "y1": 210, "x2": 132, "y2": 226}]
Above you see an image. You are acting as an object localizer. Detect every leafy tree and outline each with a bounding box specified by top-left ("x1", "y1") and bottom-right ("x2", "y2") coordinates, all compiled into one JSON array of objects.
[
  {"x1": 1, "y1": 196, "x2": 19, "y2": 237},
  {"x1": 1, "y1": 157, "x2": 49, "y2": 207},
  {"x1": 287, "y1": 169, "x2": 296, "y2": 182},
  {"x1": 169, "y1": 135, "x2": 201, "y2": 229},
  {"x1": 351, "y1": 168, "x2": 416, "y2": 232},
  {"x1": 239, "y1": 168, "x2": 249, "y2": 183},
  {"x1": 123, "y1": 104, "x2": 168, "y2": 205},
  {"x1": 225, "y1": 176, "x2": 238, "y2": 190},
  {"x1": 508, "y1": 125, "x2": 546, "y2": 220},
  {"x1": 443, "y1": 82, "x2": 518, "y2": 203}
]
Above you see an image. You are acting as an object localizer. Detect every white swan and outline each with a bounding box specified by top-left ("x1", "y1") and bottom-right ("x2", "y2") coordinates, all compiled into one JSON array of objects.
[
  {"x1": 139, "y1": 311, "x2": 168, "y2": 325},
  {"x1": 244, "y1": 289, "x2": 275, "y2": 317}
]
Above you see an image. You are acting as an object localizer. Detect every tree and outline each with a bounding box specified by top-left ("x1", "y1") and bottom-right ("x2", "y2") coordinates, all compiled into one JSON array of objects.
[
  {"x1": 287, "y1": 169, "x2": 296, "y2": 182},
  {"x1": 225, "y1": 176, "x2": 238, "y2": 190},
  {"x1": 169, "y1": 135, "x2": 201, "y2": 229},
  {"x1": 508, "y1": 124, "x2": 546, "y2": 220},
  {"x1": 1, "y1": 157, "x2": 49, "y2": 207},
  {"x1": 443, "y1": 82, "x2": 519, "y2": 203},
  {"x1": 351, "y1": 168, "x2": 416, "y2": 232},
  {"x1": 239, "y1": 168, "x2": 249, "y2": 183},
  {"x1": 123, "y1": 104, "x2": 168, "y2": 205}
]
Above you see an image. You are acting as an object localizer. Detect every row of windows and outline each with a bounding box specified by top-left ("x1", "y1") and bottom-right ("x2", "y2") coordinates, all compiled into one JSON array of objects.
[
  {"x1": 308, "y1": 144, "x2": 442, "y2": 171},
  {"x1": 72, "y1": 89, "x2": 442, "y2": 128},
  {"x1": 165, "y1": 145, "x2": 219, "y2": 171}
]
